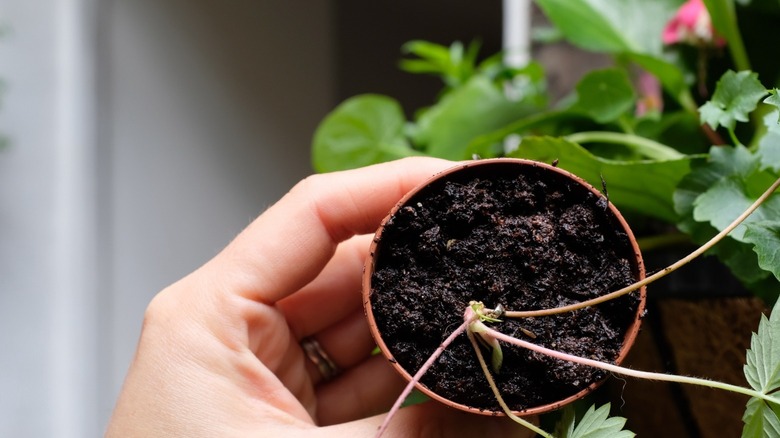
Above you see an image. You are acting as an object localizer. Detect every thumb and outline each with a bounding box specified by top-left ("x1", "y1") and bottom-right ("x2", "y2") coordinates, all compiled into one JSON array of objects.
[{"x1": 321, "y1": 401, "x2": 538, "y2": 438}]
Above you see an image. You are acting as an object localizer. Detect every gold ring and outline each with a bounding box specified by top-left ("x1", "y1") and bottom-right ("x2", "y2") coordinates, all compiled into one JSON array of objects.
[{"x1": 301, "y1": 337, "x2": 340, "y2": 381}]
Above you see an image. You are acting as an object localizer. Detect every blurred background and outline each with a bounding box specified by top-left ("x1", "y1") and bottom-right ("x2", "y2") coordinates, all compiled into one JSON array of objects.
[{"x1": 0, "y1": 0, "x2": 533, "y2": 436}]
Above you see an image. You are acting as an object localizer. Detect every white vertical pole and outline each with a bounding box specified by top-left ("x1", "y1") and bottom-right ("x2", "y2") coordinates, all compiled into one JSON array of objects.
[
  {"x1": 503, "y1": 0, "x2": 532, "y2": 68},
  {"x1": 502, "y1": 0, "x2": 532, "y2": 153},
  {"x1": 51, "y1": 0, "x2": 99, "y2": 436}
]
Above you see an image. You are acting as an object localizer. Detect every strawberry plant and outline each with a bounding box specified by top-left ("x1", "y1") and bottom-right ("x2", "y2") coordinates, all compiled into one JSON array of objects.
[{"x1": 311, "y1": 0, "x2": 780, "y2": 436}]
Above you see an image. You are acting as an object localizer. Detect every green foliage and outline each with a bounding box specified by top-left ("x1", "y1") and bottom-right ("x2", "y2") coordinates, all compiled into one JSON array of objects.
[
  {"x1": 533, "y1": 0, "x2": 682, "y2": 55},
  {"x1": 758, "y1": 110, "x2": 780, "y2": 172},
  {"x1": 699, "y1": 70, "x2": 768, "y2": 131},
  {"x1": 764, "y1": 90, "x2": 780, "y2": 117},
  {"x1": 308, "y1": 1, "x2": 780, "y2": 435},
  {"x1": 693, "y1": 176, "x2": 780, "y2": 241},
  {"x1": 411, "y1": 75, "x2": 539, "y2": 160},
  {"x1": 311, "y1": 2, "x2": 780, "y2": 306},
  {"x1": 674, "y1": 145, "x2": 780, "y2": 301},
  {"x1": 744, "y1": 222, "x2": 780, "y2": 282},
  {"x1": 702, "y1": 0, "x2": 751, "y2": 70},
  {"x1": 554, "y1": 404, "x2": 635, "y2": 438},
  {"x1": 742, "y1": 299, "x2": 780, "y2": 437},
  {"x1": 571, "y1": 69, "x2": 636, "y2": 124},
  {"x1": 311, "y1": 95, "x2": 417, "y2": 173},
  {"x1": 399, "y1": 40, "x2": 482, "y2": 90},
  {"x1": 311, "y1": 42, "x2": 546, "y2": 170},
  {"x1": 508, "y1": 136, "x2": 699, "y2": 222}
]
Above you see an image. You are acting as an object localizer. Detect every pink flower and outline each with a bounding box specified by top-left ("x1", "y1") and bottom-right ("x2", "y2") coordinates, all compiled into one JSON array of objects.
[
  {"x1": 636, "y1": 71, "x2": 663, "y2": 117},
  {"x1": 662, "y1": 0, "x2": 726, "y2": 47}
]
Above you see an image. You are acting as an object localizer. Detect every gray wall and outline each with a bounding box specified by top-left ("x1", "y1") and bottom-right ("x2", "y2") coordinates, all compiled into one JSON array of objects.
[
  {"x1": 0, "y1": 1, "x2": 333, "y2": 436},
  {"x1": 103, "y1": 1, "x2": 333, "y2": 421}
]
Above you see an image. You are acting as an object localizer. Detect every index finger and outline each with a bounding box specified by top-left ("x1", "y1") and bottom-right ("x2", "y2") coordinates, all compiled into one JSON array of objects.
[{"x1": 204, "y1": 157, "x2": 454, "y2": 304}]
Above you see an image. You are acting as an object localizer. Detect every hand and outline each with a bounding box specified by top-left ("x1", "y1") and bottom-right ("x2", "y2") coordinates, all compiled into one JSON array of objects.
[{"x1": 106, "y1": 157, "x2": 535, "y2": 437}]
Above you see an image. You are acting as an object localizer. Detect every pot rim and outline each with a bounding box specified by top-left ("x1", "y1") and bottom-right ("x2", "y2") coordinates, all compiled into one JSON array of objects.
[{"x1": 363, "y1": 157, "x2": 647, "y2": 416}]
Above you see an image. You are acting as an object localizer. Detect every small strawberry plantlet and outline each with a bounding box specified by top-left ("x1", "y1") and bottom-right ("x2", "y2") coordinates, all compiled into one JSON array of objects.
[{"x1": 369, "y1": 169, "x2": 780, "y2": 437}]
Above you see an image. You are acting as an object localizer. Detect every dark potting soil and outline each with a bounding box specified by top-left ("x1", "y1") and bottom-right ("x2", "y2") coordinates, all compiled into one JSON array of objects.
[{"x1": 369, "y1": 161, "x2": 642, "y2": 412}]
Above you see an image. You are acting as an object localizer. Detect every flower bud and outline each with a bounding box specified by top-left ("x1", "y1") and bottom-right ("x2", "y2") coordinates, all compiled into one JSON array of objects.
[{"x1": 662, "y1": 0, "x2": 726, "y2": 47}]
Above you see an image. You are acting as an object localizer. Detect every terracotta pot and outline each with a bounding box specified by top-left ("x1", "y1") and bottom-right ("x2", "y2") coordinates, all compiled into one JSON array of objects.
[{"x1": 363, "y1": 158, "x2": 647, "y2": 416}]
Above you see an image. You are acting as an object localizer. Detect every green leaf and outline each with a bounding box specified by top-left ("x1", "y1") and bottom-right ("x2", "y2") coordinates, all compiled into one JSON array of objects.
[
  {"x1": 534, "y1": 0, "x2": 682, "y2": 56},
  {"x1": 311, "y1": 94, "x2": 419, "y2": 173},
  {"x1": 465, "y1": 110, "x2": 587, "y2": 159},
  {"x1": 674, "y1": 146, "x2": 780, "y2": 301},
  {"x1": 508, "y1": 136, "x2": 700, "y2": 222},
  {"x1": 412, "y1": 76, "x2": 537, "y2": 160},
  {"x1": 744, "y1": 221, "x2": 780, "y2": 283},
  {"x1": 675, "y1": 146, "x2": 757, "y2": 235},
  {"x1": 710, "y1": 236, "x2": 773, "y2": 285},
  {"x1": 765, "y1": 90, "x2": 780, "y2": 118},
  {"x1": 701, "y1": 0, "x2": 752, "y2": 71},
  {"x1": 400, "y1": 40, "x2": 480, "y2": 89},
  {"x1": 690, "y1": 151, "x2": 780, "y2": 240},
  {"x1": 742, "y1": 299, "x2": 780, "y2": 437},
  {"x1": 534, "y1": 0, "x2": 695, "y2": 110},
  {"x1": 758, "y1": 110, "x2": 780, "y2": 173},
  {"x1": 742, "y1": 396, "x2": 780, "y2": 438},
  {"x1": 571, "y1": 69, "x2": 636, "y2": 124},
  {"x1": 693, "y1": 176, "x2": 780, "y2": 241},
  {"x1": 702, "y1": 0, "x2": 737, "y2": 41},
  {"x1": 699, "y1": 70, "x2": 768, "y2": 131},
  {"x1": 555, "y1": 404, "x2": 635, "y2": 438}
]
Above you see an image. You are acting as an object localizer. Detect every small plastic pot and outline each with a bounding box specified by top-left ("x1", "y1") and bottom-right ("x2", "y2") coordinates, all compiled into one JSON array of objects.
[{"x1": 363, "y1": 158, "x2": 646, "y2": 416}]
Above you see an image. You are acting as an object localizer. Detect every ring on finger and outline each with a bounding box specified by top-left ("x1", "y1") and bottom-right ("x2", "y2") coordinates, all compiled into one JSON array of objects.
[{"x1": 301, "y1": 337, "x2": 340, "y2": 381}]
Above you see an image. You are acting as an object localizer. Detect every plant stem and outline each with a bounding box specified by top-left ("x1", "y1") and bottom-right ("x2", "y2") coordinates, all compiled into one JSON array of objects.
[
  {"x1": 564, "y1": 131, "x2": 684, "y2": 160},
  {"x1": 728, "y1": 127, "x2": 744, "y2": 147},
  {"x1": 703, "y1": 0, "x2": 751, "y2": 72},
  {"x1": 678, "y1": 88, "x2": 699, "y2": 114},
  {"x1": 505, "y1": 175, "x2": 780, "y2": 319},
  {"x1": 466, "y1": 326, "x2": 553, "y2": 438},
  {"x1": 617, "y1": 116, "x2": 635, "y2": 135},
  {"x1": 375, "y1": 317, "x2": 473, "y2": 438},
  {"x1": 725, "y1": 16, "x2": 751, "y2": 72},
  {"x1": 702, "y1": 123, "x2": 728, "y2": 146},
  {"x1": 484, "y1": 325, "x2": 780, "y2": 406}
]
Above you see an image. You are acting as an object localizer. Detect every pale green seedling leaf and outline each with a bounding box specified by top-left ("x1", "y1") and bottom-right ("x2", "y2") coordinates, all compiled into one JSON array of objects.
[
  {"x1": 571, "y1": 68, "x2": 636, "y2": 124},
  {"x1": 468, "y1": 319, "x2": 504, "y2": 374},
  {"x1": 699, "y1": 70, "x2": 768, "y2": 131},
  {"x1": 508, "y1": 136, "x2": 699, "y2": 222},
  {"x1": 555, "y1": 404, "x2": 635, "y2": 438},
  {"x1": 742, "y1": 298, "x2": 780, "y2": 437},
  {"x1": 311, "y1": 94, "x2": 418, "y2": 173},
  {"x1": 744, "y1": 221, "x2": 780, "y2": 283}
]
